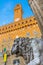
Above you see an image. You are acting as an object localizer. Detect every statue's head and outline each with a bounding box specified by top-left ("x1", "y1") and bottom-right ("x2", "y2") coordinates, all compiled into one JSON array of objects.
[
  {"x1": 11, "y1": 37, "x2": 30, "y2": 56},
  {"x1": 11, "y1": 39, "x2": 19, "y2": 55},
  {"x1": 11, "y1": 37, "x2": 24, "y2": 55}
]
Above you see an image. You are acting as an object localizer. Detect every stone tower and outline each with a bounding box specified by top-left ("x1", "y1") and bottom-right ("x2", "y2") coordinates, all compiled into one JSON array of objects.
[
  {"x1": 29, "y1": 0, "x2": 43, "y2": 38},
  {"x1": 14, "y1": 4, "x2": 22, "y2": 22}
]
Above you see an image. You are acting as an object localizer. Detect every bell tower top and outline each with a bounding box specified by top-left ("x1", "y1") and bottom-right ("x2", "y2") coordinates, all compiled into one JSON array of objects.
[{"x1": 14, "y1": 4, "x2": 22, "y2": 22}]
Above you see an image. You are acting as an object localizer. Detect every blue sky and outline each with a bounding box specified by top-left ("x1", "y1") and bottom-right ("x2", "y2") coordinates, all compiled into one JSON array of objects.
[{"x1": 0, "y1": 0, "x2": 34, "y2": 26}]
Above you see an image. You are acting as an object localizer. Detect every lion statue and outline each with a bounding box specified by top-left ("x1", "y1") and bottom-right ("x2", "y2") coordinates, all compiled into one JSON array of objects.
[{"x1": 11, "y1": 37, "x2": 42, "y2": 65}]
